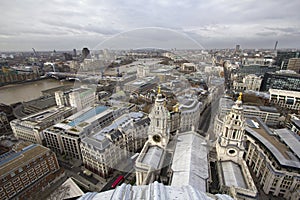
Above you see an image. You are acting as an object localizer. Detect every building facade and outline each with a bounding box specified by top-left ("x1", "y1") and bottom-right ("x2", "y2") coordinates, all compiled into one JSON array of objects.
[
  {"x1": 287, "y1": 58, "x2": 300, "y2": 74},
  {"x1": 233, "y1": 74, "x2": 262, "y2": 92},
  {"x1": 43, "y1": 106, "x2": 118, "y2": 159},
  {"x1": 260, "y1": 71, "x2": 300, "y2": 92},
  {"x1": 55, "y1": 86, "x2": 95, "y2": 111},
  {"x1": 0, "y1": 143, "x2": 61, "y2": 200},
  {"x1": 276, "y1": 50, "x2": 300, "y2": 70},
  {"x1": 244, "y1": 120, "x2": 300, "y2": 199},
  {"x1": 217, "y1": 96, "x2": 280, "y2": 127},
  {"x1": 80, "y1": 112, "x2": 150, "y2": 178},
  {"x1": 178, "y1": 97, "x2": 202, "y2": 132},
  {"x1": 269, "y1": 89, "x2": 300, "y2": 111},
  {"x1": 10, "y1": 107, "x2": 74, "y2": 144}
]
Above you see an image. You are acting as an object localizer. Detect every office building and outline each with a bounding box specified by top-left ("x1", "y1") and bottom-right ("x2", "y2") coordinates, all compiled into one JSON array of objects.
[
  {"x1": 80, "y1": 112, "x2": 150, "y2": 178},
  {"x1": 286, "y1": 114, "x2": 300, "y2": 136},
  {"x1": 10, "y1": 107, "x2": 74, "y2": 144},
  {"x1": 276, "y1": 50, "x2": 300, "y2": 70},
  {"x1": 269, "y1": 89, "x2": 300, "y2": 111},
  {"x1": 216, "y1": 96, "x2": 280, "y2": 127},
  {"x1": 178, "y1": 96, "x2": 203, "y2": 132},
  {"x1": 43, "y1": 105, "x2": 123, "y2": 159},
  {"x1": 260, "y1": 71, "x2": 300, "y2": 92},
  {"x1": 287, "y1": 58, "x2": 300, "y2": 73},
  {"x1": 123, "y1": 76, "x2": 158, "y2": 93},
  {"x1": 0, "y1": 143, "x2": 60, "y2": 200},
  {"x1": 55, "y1": 86, "x2": 95, "y2": 111},
  {"x1": 181, "y1": 63, "x2": 196, "y2": 72},
  {"x1": 234, "y1": 65, "x2": 278, "y2": 76},
  {"x1": 244, "y1": 118, "x2": 300, "y2": 199},
  {"x1": 233, "y1": 74, "x2": 262, "y2": 92}
]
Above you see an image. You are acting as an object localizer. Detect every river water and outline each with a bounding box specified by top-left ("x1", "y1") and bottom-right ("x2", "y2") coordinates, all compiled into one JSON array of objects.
[{"x1": 0, "y1": 79, "x2": 75, "y2": 105}]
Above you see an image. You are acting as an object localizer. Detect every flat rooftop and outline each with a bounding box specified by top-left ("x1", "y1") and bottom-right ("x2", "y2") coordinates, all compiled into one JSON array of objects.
[
  {"x1": 141, "y1": 146, "x2": 164, "y2": 170},
  {"x1": 171, "y1": 131, "x2": 209, "y2": 192},
  {"x1": 275, "y1": 128, "x2": 300, "y2": 160},
  {"x1": 246, "y1": 117, "x2": 300, "y2": 168},
  {"x1": 0, "y1": 144, "x2": 49, "y2": 177},
  {"x1": 67, "y1": 106, "x2": 108, "y2": 127},
  {"x1": 221, "y1": 161, "x2": 247, "y2": 189},
  {"x1": 24, "y1": 106, "x2": 72, "y2": 123}
]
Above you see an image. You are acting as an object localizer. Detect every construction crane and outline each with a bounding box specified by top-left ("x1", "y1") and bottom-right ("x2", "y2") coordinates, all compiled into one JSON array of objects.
[{"x1": 32, "y1": 48, "x2": 38, "y2": 58}]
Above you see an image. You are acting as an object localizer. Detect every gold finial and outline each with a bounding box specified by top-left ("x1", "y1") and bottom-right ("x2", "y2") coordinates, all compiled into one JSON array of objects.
[
  {"x1": 238, "y1": 92, "x2": 243, "y2": 101},
  {"x1": 158, "y1": 85, "x2": 161, "y2": 95},
  {"x1": 173, "y1": 103, "x2": 180, "y2": 112}
]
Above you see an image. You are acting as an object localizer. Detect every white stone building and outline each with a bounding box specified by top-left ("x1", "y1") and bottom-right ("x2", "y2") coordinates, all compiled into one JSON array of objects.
[
  {"x1": 80, "y1": 112, "x2": 150, "y2": 178},
  {"x1": 10, "y1": 107, "x2": 74, "y2": 144},
  {"x1": 233, "y1": 74, "x2": 262, "y2": 91},
  {"x1": 244, "y1": 118, "x2": 300, "y2": 199},
  {"x1": 43, "y1": 105, "x2": 114, "y2": 159},
  {"x1": 178, "y1": 96, "x2": 202, "y2": 132},
  {"x1": 215, "y1": 95, "x2": 300, "y2": 199},
  {"x1": 55, "y1": 86, "x2": 96, "y2": 111},
  {"x1": 216, "y1": 96, "x2": 280, "y2": 127},
  {"x1": 269, "y1": 89, "x2": 300, "y2": 110}
]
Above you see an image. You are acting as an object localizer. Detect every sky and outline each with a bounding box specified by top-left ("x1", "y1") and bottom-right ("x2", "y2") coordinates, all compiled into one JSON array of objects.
[{"x1": 0, "y1": 0, "x2": 300, "y2": 51}]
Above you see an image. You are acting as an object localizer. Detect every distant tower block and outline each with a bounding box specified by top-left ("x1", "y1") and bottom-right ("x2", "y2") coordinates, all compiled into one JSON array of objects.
[
  {"x1": 274, "y1": 41, "x2": 278, "y2": 51},
  {"x1": 235, "y1": 44, "x2": 240, "y2": 52},
  {"x1": 73, "y1": 49, "x2": 77, "y2": 57}
]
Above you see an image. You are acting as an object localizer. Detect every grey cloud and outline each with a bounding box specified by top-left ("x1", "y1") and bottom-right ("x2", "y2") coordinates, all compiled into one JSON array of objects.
[
  {"x1": 256, "y1": 31, "x2": 278, "y2": 37},
  {"x1": 0, "y1": 0, "x2": 300, "y2": 50}
]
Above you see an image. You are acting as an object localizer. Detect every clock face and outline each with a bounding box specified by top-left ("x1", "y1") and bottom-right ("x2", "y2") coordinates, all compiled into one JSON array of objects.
[{"x1": 152, "y1": 134, "x2": 161, "y2": 143}]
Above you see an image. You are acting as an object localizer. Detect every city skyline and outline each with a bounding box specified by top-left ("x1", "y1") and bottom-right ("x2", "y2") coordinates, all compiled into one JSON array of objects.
[{"x1": 0, "y1": 0, "x2": 300, "y2": 51}]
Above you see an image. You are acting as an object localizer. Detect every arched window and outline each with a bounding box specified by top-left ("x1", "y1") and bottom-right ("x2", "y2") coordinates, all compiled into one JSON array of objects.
[{"x1": 232, "y1": 130, "x2": 236, "y2": 139}]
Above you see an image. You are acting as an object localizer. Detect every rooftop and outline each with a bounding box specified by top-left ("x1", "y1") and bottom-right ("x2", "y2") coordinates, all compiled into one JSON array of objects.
[
  {"x1": 291, "y1": 118, "x2": 300, "y2": 129},
  {"x1": 81, "y1": 112, "x2": 147, "y2": 151},
  {"x1": 67, "y1": 106, "x2": 108, "y2": 127},
  {"x1": 245, "y1": 117, "x2": 300, "y2": 168},
  {"x1": 0, "y1": 144, "x2": 50, "y2": 177},
  {"x1": 24, "y1": 106, "x2": 73, "y2": 123},
  {"x1": 171, "y1": 131, "x2": 209, "y2": 192},
  {"x1": 221, "y1": 161, "x2": 247, "y2": 189},
  {"x1": 141, "y1": 146, "x2": 164, "y2": 170},
  {"x1": 275, "y1": 128, "x2": 300, "y2": 160}
]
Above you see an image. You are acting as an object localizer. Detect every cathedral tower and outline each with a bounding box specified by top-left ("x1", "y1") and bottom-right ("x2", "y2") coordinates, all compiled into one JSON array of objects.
[
  {"x1": 148, "y1": 86, "x2": 170, "y2": 148},
  {"x1": 216, "y1": 93, "x2": 245, "y2": 162}
]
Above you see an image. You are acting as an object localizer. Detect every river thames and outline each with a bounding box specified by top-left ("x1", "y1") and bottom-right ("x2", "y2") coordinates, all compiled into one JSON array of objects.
[{"x1": 0, "y1": 79, "x2": 75, "y2": 105}]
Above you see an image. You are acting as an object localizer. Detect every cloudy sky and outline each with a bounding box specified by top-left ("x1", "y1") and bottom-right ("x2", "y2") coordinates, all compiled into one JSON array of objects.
[{"x1": 0, "y1": 0, "x2": 300, "y2": 51}]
